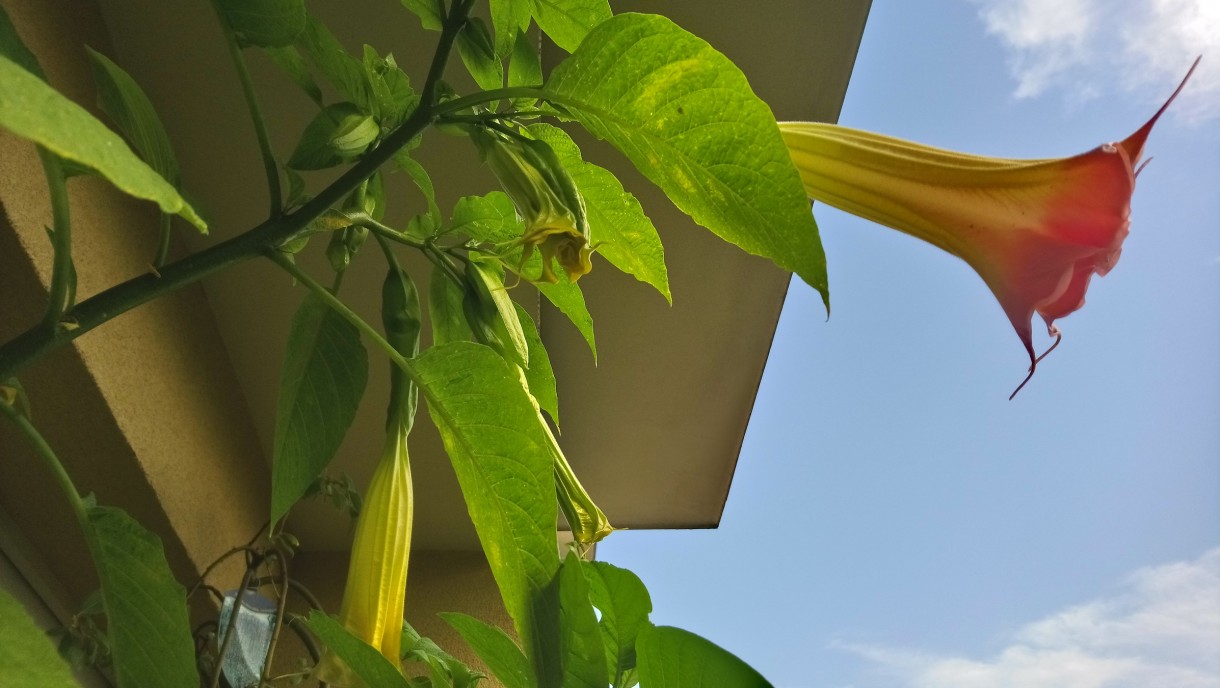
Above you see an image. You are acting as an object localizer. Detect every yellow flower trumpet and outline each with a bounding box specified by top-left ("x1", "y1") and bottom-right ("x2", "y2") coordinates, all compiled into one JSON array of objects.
[
  {"x1": 316, "y1": 264, "x2": 421, "y2": 684},
  {"x1": 781, "y1": 59, "x2": 1197, "y2": 396}
]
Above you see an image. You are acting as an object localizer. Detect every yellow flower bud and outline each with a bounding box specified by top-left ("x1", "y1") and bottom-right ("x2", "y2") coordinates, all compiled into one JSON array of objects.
[{"x1": 314, "y1": 424, "x2": 413, "y2": 685}]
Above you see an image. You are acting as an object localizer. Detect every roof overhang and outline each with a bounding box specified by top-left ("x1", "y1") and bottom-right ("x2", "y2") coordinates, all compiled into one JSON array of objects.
[{"x1": 84, "y1": 0, "x2": 872, "y2": 551}]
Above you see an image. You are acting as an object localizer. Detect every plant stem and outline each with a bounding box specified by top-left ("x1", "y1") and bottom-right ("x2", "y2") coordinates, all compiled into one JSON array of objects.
[
  {"x1": 210, "y1": 0, "x2": 282, "y2": 219},
  {"x1": 259, "y1": 548, "x2": 290, "y2": 684},
  {"x1": 38, "y1": 151, "x2": 74, "y2": 328},
  {"x1": 267, "y1": 252, "x2": 422, "y2": 388},
  {"x1": 434, "y1": 86, "x2": 548, "y2": 117},
  {"x1": 357, "y1": 215, "x2": 428, "y2": 250},
  {"x1": 0, "y1": 401, "x2": 88, "y2": 535}
]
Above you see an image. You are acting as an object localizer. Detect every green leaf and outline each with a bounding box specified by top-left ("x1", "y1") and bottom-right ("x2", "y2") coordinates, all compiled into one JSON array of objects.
[
  {"x1": 414, "y1": 342, "x2": 561, "y2": 684},
  {"x1": 450, "y1": 192, "x2": 520, "y2": 242},
  {"x1": 544, "y1": 13, "x2": 827, "y2": 304},
  {"x1": 393, "y1": 149, "x2": 439, "y2": 227},
  {"x1": 264, "y1": 45, "x2": 323, "y2": 105},
  {"x1": 515, "y1": 303, "x2": 559, "y2": 425},
  {"x1": 401, "y1": 0, "x2": 445, "y2": 31},
  {"x1": 441, "y1": 612, "x2": 534, "y2": 688},
  {"x1": 528, "y1": 123, "x2": 669, "y2": 302},
  {"x1": 362, "y1": 46, "x2": 418, "y2": 129},
  {"x1": 509, "y1": 29, "x2": 543, "y2": 90},
  {"x1": 0, "y1": 588, "x2": 79, "y2": 687},
  {"x1": 559, "y1": 553, "x2": 609, "y2": 688},
  {"x1": 492, "y1": 0, "x2": 534, "y2": 58},
  {"x1": 216, "y1": 0, "x2": 306, "y2": 47},
  {"x1": 402, "y1": 620, "x2": 485, "y2": 688},
  {"x1": 87, "y1": 505, "x2": 197, "y2": 688},
  {"x1": 86, "y1": 48, "x2": 179, "y2": 187},
  {"x1": 583, "y1": 561, "x2": 652, "y2": 687},
  {"x1": 270, "y1": 292, "x2": 368, "y2": 523},
  {"x1": 288, "y1": 101, "x2": 379, "y2": 170},
  {"x1": 306, "y1": 612, "x2": 412, "y2": 688},
  {"x1": 636, "y1": 626, "x2": 772, "y2": 688},
  {"x1": 536, "y1": 273, "x2": 595, "y2": 361},
  {"x1": 298, "y1": 14, "x2": 370, "y2": 109},
  {"x1": 0, "y1": 55, "x2": 205, "y2": 230},
  {"x1": 0, "y1": 6, "x2": 46, "y2": 80},
  {"x1": 457, "y1": 17, "x2": 504, "y2": 91},
  {"x1": 429, "y1": 265, "x2": 473, "y2": 346},
  {"x1": 532, "y1": 0, "x2": 612, "y2": 52}
]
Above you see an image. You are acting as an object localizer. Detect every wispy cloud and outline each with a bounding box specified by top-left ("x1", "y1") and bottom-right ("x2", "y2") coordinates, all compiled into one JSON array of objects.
[
  {"x1": 841, "y1": 548, "x2": 1220, "y2": 687},
  {"x1": 969, "y1": 0, "x2": 1220, "y2": 122}
]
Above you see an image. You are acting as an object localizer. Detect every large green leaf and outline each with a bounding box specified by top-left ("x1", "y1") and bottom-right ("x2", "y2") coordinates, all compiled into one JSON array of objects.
[
  {"x1": 270, "y1": 293, "x2": 368, "y2": 523},
  {"x1": 636, "y1": 626, "x2": 772, "y2": 688},
  {"x1": 429, "y1": 265, "x2": 473, "y2": 346},
  {"x1": 264, "y1": 45, "x2": 323, "y2": 105},
  {"x1": 508, "y1": 28, "x2": 544, "y2": 97},
  {"x1": 559, "y1": 553, "x2": 609, "y2": 688},
  {"x1": 544, "y1": 13, "x2": 827, "y2": 304},
  {"x1": 515, "y1": 303, "x2": 559, "y2": 425},
  {"x1": 536, "y1": 274, "x2": 595, "y2": 361},
  {"x1": 414, "y1": 342, "x2": 561, "y2": 685},
  {"x1": 361, "y1": 46, "x2": 418, "y2": 129},
  {"x1": 457, "y1": 17, "x2": 504, "y2": 91},
  {"x1": 0, "y1": 55, "x2": 205, "y2": 230},
  {"x1": 305, "y1": 612, "x2": 411, "y2": 688},
  {"x1": 492, "y1": 0, "x2": 534, "y2": 58},
  {"x1": 402, "y1": 620, "x2": 486, "y2": 688},
  {"x1": 532, "y1": 0, "x2": 612, "y2": 53},
  {"x1": 441, "y1": 612, "x2": 534, "y2": 688},
  {"x1": 392, "y1": 150, "x2": 438, "y2": 229},
  {"x1": 86, "y1": 48, "x2": 179, "y2": 187},
  {"x1": 297, "y1": 14, "x2": 371, "y2": 110},
  {"x1": 217, "y1": 0, "x2": 306, "y2": 47},
  {"x1": 583, "y1": 561, "x2": 651, "y2": 688},
  {"x1": 0, "y1": 588, "x2": 79, "y2": 687},
  {"x1": 528, "y1": 123, "x2": 669, "y2": 302},
  {"x1": 87, "y1": 505, "x2": 196, "y2": 688},
  {"x1": 401, "y1": 0, "x2": 444, "y2": 31},
  {"x1": 450, "y1": 191, "x2": 519, "y2": 241}
]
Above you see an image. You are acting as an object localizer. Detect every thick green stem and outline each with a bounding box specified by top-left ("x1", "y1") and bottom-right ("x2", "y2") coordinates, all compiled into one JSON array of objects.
[
  {"x1": 38, "y1": 150, "x2": 74, "y2": 328},
  {"x1": 210, "y1": 1, "x2": 283, "y2": 219},
  {"x1": 435, "y1": 86, "x2": 549, "y2": 117}
]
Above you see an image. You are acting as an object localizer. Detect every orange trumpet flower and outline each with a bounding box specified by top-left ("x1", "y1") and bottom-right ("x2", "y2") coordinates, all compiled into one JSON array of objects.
[{"x1": 781, "y1": 59, "x2": 1198, "y2": 396}]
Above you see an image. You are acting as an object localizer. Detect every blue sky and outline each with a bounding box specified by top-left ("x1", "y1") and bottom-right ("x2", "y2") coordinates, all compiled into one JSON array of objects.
[{"x1": 600, "y1": 2, "x2": 1220, "y2": 686}]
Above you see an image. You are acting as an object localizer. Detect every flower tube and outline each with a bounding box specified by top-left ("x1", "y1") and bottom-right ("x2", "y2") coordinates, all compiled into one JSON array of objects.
[
  {"x1": 781, "y1": 60, "x2": 1196, "y2": 395},
  {"x1": 315, "y1": 265, "x2": 421, "y2": 684}
]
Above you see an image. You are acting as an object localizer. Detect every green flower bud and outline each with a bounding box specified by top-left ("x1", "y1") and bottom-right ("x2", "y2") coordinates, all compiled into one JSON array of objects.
[
  {"x1": 472, "y1": 128, "x2": 594, "y2": 283},
  {"x1": 461, "y1": 259, "x2": 528, "y2": 367}
]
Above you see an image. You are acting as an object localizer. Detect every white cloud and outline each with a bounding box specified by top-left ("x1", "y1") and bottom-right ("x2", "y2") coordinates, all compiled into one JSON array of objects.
[
  {"x1": 842, "y1": 548, "x2": 1220, "y2": 687},
  {"x1": 969, "y1": 0, "x2": 1220, "y2": 122}
]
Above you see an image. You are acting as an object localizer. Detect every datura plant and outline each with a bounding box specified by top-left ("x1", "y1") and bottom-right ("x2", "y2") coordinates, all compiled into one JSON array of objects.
[{"x1": 0, "y1": 1, "x2": 1194, "y2": 687}]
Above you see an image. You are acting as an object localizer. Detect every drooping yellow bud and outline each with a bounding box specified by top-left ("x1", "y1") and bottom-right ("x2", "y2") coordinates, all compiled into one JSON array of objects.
[{"x1": 313, "y1": 426, "x2": 412, "y2": 685}]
